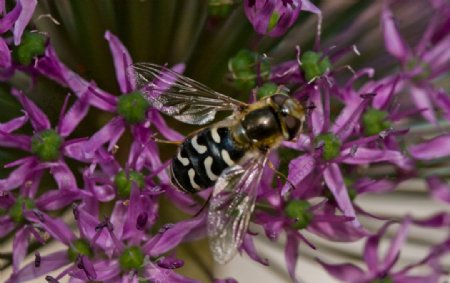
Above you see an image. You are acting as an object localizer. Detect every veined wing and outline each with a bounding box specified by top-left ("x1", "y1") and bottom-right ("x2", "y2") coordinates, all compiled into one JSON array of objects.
[
  {"x1": 207, "y1": 154, "x2": 268, "y2": 264},
  {"x1": 129, "y1": 63, "x2": 248, "y2": 125}
]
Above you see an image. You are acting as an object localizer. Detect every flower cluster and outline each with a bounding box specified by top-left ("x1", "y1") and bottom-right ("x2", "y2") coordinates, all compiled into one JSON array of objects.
[{"x1": 1, "y1": 0, "x2": 450, "y2": 283}]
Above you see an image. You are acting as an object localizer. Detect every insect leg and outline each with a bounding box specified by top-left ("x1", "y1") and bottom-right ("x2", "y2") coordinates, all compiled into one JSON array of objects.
[
  {"x1": 267, "y1": 160, "x2": 296, "y2": 195},
  {"x1": 150, "y1": 133, "x2": 183, "y2": 145},
  {"x1": 194, "y1": 192, "x2": 213, "y2": 217}
]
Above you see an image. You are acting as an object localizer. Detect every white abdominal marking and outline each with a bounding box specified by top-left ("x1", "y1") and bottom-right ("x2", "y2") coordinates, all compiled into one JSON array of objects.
[
  {"x1": 204, "y1": 156, "x2": 218, "y2": 181},
  {"x1": 177, "y1": 151, "x2": 189, "y2": 166},
  {"x1": 192, "y1": 136, "x2": 207, "y2": 154},
  {"x1": 188, "y1": 168, "x2": 200, "y2": 189},
  {"x1": 211, "y1": 128, "x2": 221, "y2": 143},
  {"x1": 221, "y1": 149, "x2": 234, "y2": 166}
]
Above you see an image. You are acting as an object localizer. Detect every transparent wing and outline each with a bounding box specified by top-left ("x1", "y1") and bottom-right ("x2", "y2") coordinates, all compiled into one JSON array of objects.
[
  {"x1": 129, "y1": 63, "x2": 247, "y2": 125},
  {"x1": 207, "y1": 154, "x2": 268, "y2": 264}
]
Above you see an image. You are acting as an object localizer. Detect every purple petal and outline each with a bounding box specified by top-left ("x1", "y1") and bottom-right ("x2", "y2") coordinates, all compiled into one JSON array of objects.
[
  {"x1": 426, "y1": 177, "x2": 450, "y2": 204},
  {"x1": 48, "y1": 162, "x2": 78, "y2": 190},
  {"x1": 110, "y1": 201, "x2": 128, "y2": 241},
  {"x1": 0, "y1": 157, "x2": 37, "y2": 191},
  {"x1": 144, "y1": 213, "x2": 207, "y2": 256},
  {"x1": 122, "y1": 187, "x2": 147, "y2": 240},
  {"x1": 283, "y1": 155, "x2": 315, "y2": 196},
  {"x1": 36, "y1": 46, "x2": 118, "y2": 112},
  {"x1": 244, "y1": 0, "x2": 275, "y2": 36},
  {"x1": 285, "y1": 231, "x2": 300, "y2": 283},
  {"x1": 157, "y1": 256, "x2": 184, "y2": 269},
  {"x1": 371, "y1": 76, "x2": 403, "y2": 110},
  {"x1": 382, "y1": 5, "x2": 409, "y2": 61},
  {"x1": 0, "y1": 216, "x2": 15, "y2": 237},
  {"x1": 341, "y1": 147, "x2": 413, "y2": 171},
  {"x1": 83, "y1": 117, "x2": 126, "y2": 158},
  {"x1": 254, "y1": 213, "x2": 284, "y2": 240},
  {"x1": 12, "y1": 89, "x2": 50, "y2": 131},
  {"x1": 0, "y1": 115, "x2": 28, "y2": 133},
  {"x1": 13, "y1": 0, "x2": 37, "y2": 45},
  {"x1": 69, "y1": 260, "x2": 120, "y2": 282},
  {"x1": 143, "y1": 262, "x2": 201, "y2": 283},
  {"x1": 0, "y1": 130, "x2": 31, "y2": 150},
  {"x1": 307, "y1": 202, "x2": 368, "y2": 241},
  {"x1": 310, "y1": 87, "x2": 324, "y2": 135},
  {"x1": 0, "y1": 36, "x2": 11, "y2": 68},
  {"x1": 383, "y1": 217, "x2": 411, "y2": 271},
  {"x1": 76, "y1": 208, "x2": 112, "y2": 251},
  {"x1": 105, "y1": 31, "x2": 134, "y2": 93},
  {"x1": 410, "y1": 85, "x2": 437, "y2": 124},
  {"x1": 149, "y1": 111, "x2": 184, "y2": 141},
  {"x1": 6, "y1": 251, "x2": 70, "y2": 283},
  {"x1": 332, "y1": 97, "x2": 370, "y2": 141},
  {"x1": 62, "y1": 138, "x2": 90, "y2": 162},
  {"x1": 301, "y1": 0, "x2": 321, "y2": 14},
  {"x1": 270, "y1": 60, "x2": 302, "y2": 84},
  {"x1": 0, "y1": 1, "x2": 21, "y2": 33},
  {"x1": 363, "y1": 232, "x2": 382, "y2": 273},
  {"x1": 57, "y1": 92, "x2": 90, "y2": 137},
  {"x1": 317, "y1": 259, "x2": 366, "y2": 283},
  {"x1": 435, "y1": 90, "x2": 450, "y2": 121},
  {"x1": 12, "y1": 227, "x2": 31, "y2": 272},
  {"x1": 241, "y1": 234, "x2": 269, "y2": 266},
  {"x1": 24, "y1": 210, "x2": 76, "y2": 245},
  {"x1": 354, "y1": 178, "x2": 397, "y2": 194},
  {"x1": 409, "y1": 133, "x2": 450, "y2": 160},
  {"x1": 412, "y1": 212, "x2": 450, "y2": 228},
  {"x1": 36, "y1": 189, "x2": 81, "y2": 210},
  {"x1": 323, "y1": 164, "x2": 359, "y2": 227}
]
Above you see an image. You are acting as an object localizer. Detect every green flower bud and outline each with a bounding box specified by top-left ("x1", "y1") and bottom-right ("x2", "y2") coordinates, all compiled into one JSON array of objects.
[
  {"x1": 315, "y1": 133, "x2": 342, "y2": 161},
  {"x1": 117, "y1": 92, "x2": 150, "y2": 124},
  {"x1": 268, "y1": 12, "x2": 281, "y2": 32},
  {"x1": 31, "y1": 129, "x2": 63, "y2": 162},
  {"x1": 67, "y1": 239, "x2": 93, "y2": 262},
  {"x1": 300, "y1": 51, "x2": 331, "y2": 81},
  {"x1": 257, "y1": 83, "x2": 279, "y2": 99},
  {"x1": 13, "y1": 31, "x2": 46, "y2": 65},
  {"x1": 114, "y1": 170, "x2": 145, "y2": 198},
  {"x1": 9, "y1": 197, "x2": 35, "y2": 223},
  {"x1": 284, "y1": 200, "x2": 313, "y2": 230},
  {"x1": 119, "y1": 246, "x2": 145, "y2": 271},
  {"x1": 228, "y1": 49, "x2": 270, "y2": 90},
  {"x1": 362, "y1": 108, "x2": 391, "y2": 136}
]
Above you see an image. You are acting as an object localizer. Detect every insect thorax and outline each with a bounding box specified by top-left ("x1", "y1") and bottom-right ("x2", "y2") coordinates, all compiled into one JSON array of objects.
[{"x1": 231, "y1": 106, "x2": 284, "y2": 152}]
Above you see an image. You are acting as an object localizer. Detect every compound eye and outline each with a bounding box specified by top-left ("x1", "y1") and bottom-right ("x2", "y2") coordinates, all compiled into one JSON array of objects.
[
  {"x1": 284, "y1": 115, "x2": 301, "y2": 140},
  {"x1": 271, "y1": 94, "x2": 288, "y2": 108}
]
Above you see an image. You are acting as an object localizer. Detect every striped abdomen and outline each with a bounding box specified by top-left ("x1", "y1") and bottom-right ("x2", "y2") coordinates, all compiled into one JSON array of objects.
[{"x1": 170, "y1": 127, "x2": 246, "y2": 193}]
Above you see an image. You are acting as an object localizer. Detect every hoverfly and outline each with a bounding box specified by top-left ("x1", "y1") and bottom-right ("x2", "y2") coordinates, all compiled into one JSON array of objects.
[{"x1": 129, "y1": 63, "x2": 305, "y2": 264}]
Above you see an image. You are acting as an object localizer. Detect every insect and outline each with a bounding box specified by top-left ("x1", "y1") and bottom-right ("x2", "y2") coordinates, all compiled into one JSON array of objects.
[{"x1": 130, "y1": 63, "x2": 305, "y2": 263}]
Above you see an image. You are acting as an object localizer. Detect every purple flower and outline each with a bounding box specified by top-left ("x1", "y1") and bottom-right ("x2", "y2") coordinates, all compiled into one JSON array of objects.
[
  {"x1": 244, "y1": 0, "x2": 320, "y2": 37},
  {"x1": 283, "y1": 79, "x2": 413, "y2": 229},
  {"x1": 253, "y1": 181, "x2": 366, "y2": 283},
  {"x1": 8, "y1": 197, "x2": 206, "y2": 283},
  {"x1": 0, "y1": 88, "x2": 90, "y2": 192},
  {"x1": 381, "y1": 2, "x2": 450, "y2": 124},
  {"x1": 318, "y1": 217, "x2": 444, "y2": 283}
]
